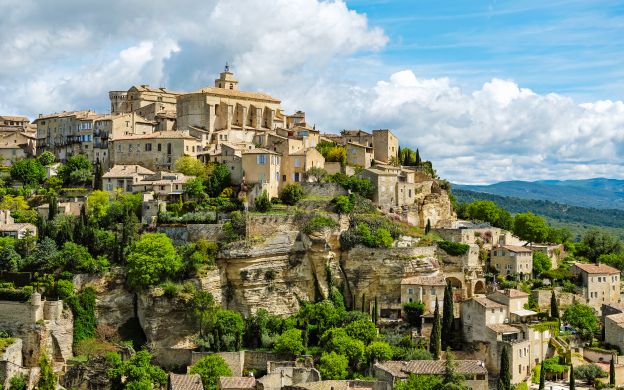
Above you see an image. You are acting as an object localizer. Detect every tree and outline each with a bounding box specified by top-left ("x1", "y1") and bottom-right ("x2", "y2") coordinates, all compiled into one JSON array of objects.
[
  {"x1": 47, "y1": 193, "x2": 59, "y2": 221},
  {"x1": 190, "y1": 355, "x2": 232, "y2": 390},
  {"x1": 429, "y1": 300, "x2": 441, "y2": 359},
  {"x1": 280, "y1": 183, "x2": 304, "y2": 205},
  {"x1": 395, "y1": 374, "x2": 442, "y2": 390},
  {"x1": 37, "y1": 354, "x2": 57, "y2": 390},
  {"x1": 55, "y1": 241, "x2": 108, "y2": 274},
  {"x1": 9, "y1": 373, "x2": 27, "y2": 390},
  {"x1": 70, "y1": 168, "x2": 93, "y2": 185},
  {"x1": 107, "y1": 350, "x2": 168, "y2": 390},
  {"x1": 86, "y1": 190, "x2": 110, "y2": 225},
  {"x1": 318, "y1": 352, "x2": 348, "y2": 380},
  {"x1": 126, "y1": 233, "x2": 182, "y2": 289},
  {"x1": 205, "y1": 163, "x2": 231, "y2": 197},
  {"x1": 304, "y1": 167, "x2": 328, "y2": 183},
  {"x1": 550, "y1": 290, "x2": 559, "y2": 319},
  {"x1": 499, "y1": 344, "x2": 511, "y2": 390},
  {"x1": 569, "y1": 364, "x2": 575, "y2": 390},
  {"x1": 532, "y1": 251, "x2": 552, "y2": 276},
  {"x1": 403, "y1": 301, "x2": 425, "y2": 330},
  {"x1": 192, "y1": 290, "x2": 217, "y2": 340},
  {"x1": 440, "y1": 350, "x2": 467, "y2": 389},
  {"x1": 213, "y1": 309, "x2": 245, "y2": 351},
  {"x1": 513, "y1": 212, "x2": 549, "y2": 244},
  {"x1": 610, "y1": 357, "x2": 616, "y2": 386},
  {"x1": 59, "y1": 154, "x2": 92, "y2": 184},
  {"x1": 254, "y1": 190, "x2": 272, "y2": 212},
  {"x1": 37, "y1": 151, "x2": 56, "y2": 166},
  {"x1": 442, "y1": 283, "x2": 454, "y2": 350},
  {"x1": 174, "y1": 156, "x2": 207, "y2": 177},
  {"x1": 538, "y1": 361, "x2": 545, "y2": 390},
  {"x1": 332, "y1": 195, "x2": 353, "y2": 214},
  {"x1": 93, "y1": 159, "x2": 103, "y2": 190},
  {"x1": 184, "y1": 177, "x2": 206, "y2": 200},
  {"x1": 345, "y1": 319, "x2": 377, "y2": 345},
  {"x1": 325, "y1": 332, "x2": 364, "y2": 367},
  {"x1": 274, "y1": 328, "x2": 305, "y2": 355},
  {"x1": 577, "y1": 229, "x2": 622, "y2": 262},
  {"x1": 562, "y1": 303, "x2": 599, "y2": 341},
  {"x1": 574, "y1": 363, "x2": 607, "y2": 386},
  {"x1": 365, "y1": 341, "x2": 393, "y2": 364},
  {"x1": 425, "y1": 219, "x2": 431, "y2": 234},
  {"x1": 9, "y1": 159, "x2": 46, "y2": 185}
]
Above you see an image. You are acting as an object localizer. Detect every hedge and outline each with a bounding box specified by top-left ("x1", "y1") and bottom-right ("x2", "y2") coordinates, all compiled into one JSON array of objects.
[
  {"x1": 0, "y1": 288, "x2": 32, "y2": 302},
  {"x1": 437, "y1": 241, "x2": 470, "y2": 256}
]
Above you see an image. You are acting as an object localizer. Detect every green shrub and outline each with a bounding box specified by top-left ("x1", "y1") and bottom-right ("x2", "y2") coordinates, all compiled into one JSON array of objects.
[
  {"x1": 280, "y1": 183, "x2": 304, "y2": 206},
  {"x1": 302, "y1": 215, "x2": 338, "y2": 234},
  {"x1": 438, "y1": 241, "x2": 470, "y2": 256},
  {"x1": 0, "y1": 288, "x2": 31, "y2": 302},
  {"x1": 332, "y1": 195, "x2": 353, "y2": 214},
  {"x1": 66, "y1": 288, "x2": 96, "y2": 346},
  {"x1": 254, "y1": 190, "x2": 272, "y2": 212}
]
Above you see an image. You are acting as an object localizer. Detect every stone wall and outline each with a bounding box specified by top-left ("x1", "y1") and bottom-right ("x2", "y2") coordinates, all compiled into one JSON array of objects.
[
  {"x1": 157, "y1": 223, "x2": 225, "y2": 245},
  {"x1": 246, "y1": 215, "x2": 298, "y2": 238},
  {"x1": 190, "y1": 351, "x2": 289, "y2": 376},
  {"x1": 0, "y1": 338, "x2": 23, "y2": 389},
  {"x1": 0, "y1": 299, "x2": 41, "y2": 325},
  {"x1": 532, "y1": 289, "x2": 578, "y2": 311},
  {"x1": 301, "y1": 183, "x2": 347, "y2": 198}
]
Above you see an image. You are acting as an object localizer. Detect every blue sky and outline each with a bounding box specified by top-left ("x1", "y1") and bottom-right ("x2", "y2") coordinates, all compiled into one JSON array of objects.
[
  {"x1": 0, "y1": 0, "x2": 623, "y2": 183},
  {"x1": 347, "y1": 0, "x2": 624, "y2": 102}
]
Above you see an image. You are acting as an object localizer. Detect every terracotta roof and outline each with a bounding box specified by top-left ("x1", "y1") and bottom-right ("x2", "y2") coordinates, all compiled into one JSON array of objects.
[
  {"x1": 33, "y1": 110, "x2": 98, "y2": 122},
  {"x1": 499, "y1": 245, "x2": 532, "y2": 253},
  {"x1": 0, "y1": 223, "x2": 37, "y2": 232},
  {"x1": 242, "y1": 148, "x2": 279, "y2": 155},
  {"x1": 295, "y1": 381, "x2": 377, "y2": 390},
  {"x1": 401, "y1": 275, "x2": 446, "y2": 286},
  {"x1": 346, "y1": 141, "x2": 373, "y2": 150},
  {"x1": 218, "y1": 377, "x2": 256, "y2": 389},
  {"x1": 129, "y1": 85, "x2": 182, "y2": 95},
  {"x1": 190, "y1": 87, "x2": 280, "y2": 103},
  {"x1": 473, "y1": 297, "x2": 506, "y2": 309},
  {"x1": 169, "y1": 373, "x2": 204, "y2": 390},
  {"x1": 376, "y1": 360, "x2": 487, "y2": 378},
  {"x1": 111, "y1": 131, "x2": 199, "y2": 141},
  {"x1": 487, "y1": 324, "x2": 522, "y2": 334},
  {"x1": 342, "y1": 130, "x2": 371, "y2": 137},
  {"x1": 103, "y1": 165, "x2": 155, "y2": 178},
  {"x1": 0, "y1": 115, "x2": 29, "y2": 122},
  {"x1": 606, "y1": 313, "x2": 624, "y2": 324},
  {"x1": 573, "y1": 262, "x2": 620, "y2": 275}
]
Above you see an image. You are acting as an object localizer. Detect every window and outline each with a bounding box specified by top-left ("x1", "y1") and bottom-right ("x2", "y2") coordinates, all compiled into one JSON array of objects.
[
  {"x1": 158, "y1": 143, "x2": 162, "y2": 152},
  {"x1": 294, "y1": 172, "x2": 300, "y2": 182},
  {"x1": 145, "y1": 143, "x2": 152, "y2": 151},
  {"x1": 256, "y1": 155, "x2": 267, "y2": 165},
  {"x1": 294, "y1": 158, "x2": 301, "y2": 167},
  {"x1": 282, "y1": 175, "x2": 286, "y2": 181},
  {"x1": 431, "y1": 288, "x2": 436, "y2": 296},
  {"x1": 407, "y1": 288, "x2": 414, "y2": 294}
]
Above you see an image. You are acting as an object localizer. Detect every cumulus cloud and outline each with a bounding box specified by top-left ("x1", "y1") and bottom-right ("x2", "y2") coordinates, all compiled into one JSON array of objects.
[{"x1": 292, "y1": 70, "x2": 624, "y2": 183}]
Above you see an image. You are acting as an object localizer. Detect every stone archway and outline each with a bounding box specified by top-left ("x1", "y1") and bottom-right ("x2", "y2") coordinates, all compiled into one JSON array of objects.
[
  {"x1": 473, "y1": 280, "x2": 486, "y2": 295},
  {"x1": 445, "y1": 277, "x2": 463, "y2": 301}
]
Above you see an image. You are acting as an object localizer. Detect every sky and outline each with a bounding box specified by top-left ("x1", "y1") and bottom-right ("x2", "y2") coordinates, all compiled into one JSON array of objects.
[{"x1": 0, "y1": 0, "x2": 623, "y2": 184}]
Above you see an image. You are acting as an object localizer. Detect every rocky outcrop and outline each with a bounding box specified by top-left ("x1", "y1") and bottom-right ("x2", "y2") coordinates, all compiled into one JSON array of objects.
[{"x1": 417, "y1": 181, "x2": 455, "y2": 228}]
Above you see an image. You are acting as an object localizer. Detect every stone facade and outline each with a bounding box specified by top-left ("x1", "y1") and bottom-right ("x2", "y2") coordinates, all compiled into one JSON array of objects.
[
  {"x1": 570, "y1": 262, "x2": 621, "y2": 313},
  {"x1": 490, "y1": 245, "x2": 533, "y2": 279}
]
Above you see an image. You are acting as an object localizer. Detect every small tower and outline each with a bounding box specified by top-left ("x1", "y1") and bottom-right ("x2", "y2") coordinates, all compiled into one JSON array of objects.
[{"x1": 214, "y1": 62, "x2": 239, "y2": 90}]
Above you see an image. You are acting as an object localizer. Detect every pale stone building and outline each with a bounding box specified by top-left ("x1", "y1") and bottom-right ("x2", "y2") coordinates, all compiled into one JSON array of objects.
[
  {"x1": 0, "y1": 210, "x2": 37, "y2": 239},
  {"x1": 604, "y1": 313, "x2": 624, "y2": 354},
  {"x1": 374, "y1": 360, "x2": 488, "y2": 390},
  {"x1": 109, "y1": 131, "x2": 202, "y2": 171},
  {"x1": 36, "y1": 200, "x2": 83, "y2": 220},
  {"x1": 241, "y1": 148, "x2": 281, "y2": 204},
  {"x1": 570, "y1": 262, "x2": 621, "y2": 313},
  {"x1": 0, "y1": 115, "x2": 30, "y2": 131},
  {"x1": 92, "y1": 113, "x2": 155, "y2": 166},
  {"x1": 400, "y1": 274, "x2": 446, "y2": 314},
  {"x1": 133, "y1": 171, "x2": 195, "y2": 200},
  {"x1": 102, "y1": 164, "x2": 156, "y2": 192},
  {"x1": 280, "y1": 147, "x2": 324, "y2": 189},
  {"x1": 371, "y1": 129, "x2": 399, "y2": 163},
  {"x1": 0, "y1": 130, "x2": 37, "y2": 163},
  {"x1": 346, "y1": 142, "x2": 373, "y2": 168},
  {"x1": 490, "y1": 245, "x2": 533, "y2": 279},
  {"x1": 434, "y1": 222, "x2": 504, "y2": 249},
  {"x1": 109, "y1": 85, "x2": 180, "y2": 115},
  {"x1": 461, "y1": 296, "x2": 509, "y2": 343},
  {"x1": 33, "y1": 110, "x2": 102, "y2": 160}
]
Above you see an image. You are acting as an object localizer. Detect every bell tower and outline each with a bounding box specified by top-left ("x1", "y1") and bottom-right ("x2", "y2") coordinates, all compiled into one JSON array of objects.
[{"x1": 214, "y1": 62, "x2": 239, "y2": 90}]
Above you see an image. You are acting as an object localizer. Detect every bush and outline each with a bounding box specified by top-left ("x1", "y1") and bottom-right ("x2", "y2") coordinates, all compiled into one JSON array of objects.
[
  {"x1": 190, "y1": 354, "x2": 232, "y2": 390},
  {"x1": 274, "y1": 329, "x2": 305, "y2": 355},
  {"x1": 302, "y1": 215, "x2": 338, "y2": 234},
  {"x1": 318, "y1": 352, "x2": 348, "y2": 380},
  {"x1": 254, "y1": 190, "x2": 272, "y2": 212},
  {"x1": 9, "y1": 373, "x2": 27, "y2": 390},
  {"x1": 66, "y1": 288, "x2": 96, "y2": 346},
  {"x1": 0, "y1": 288, "x2": 31, "y2": 302},
  {"x1": 332, "y1": 195, "x2": 353, "y2": 214},
  {"x1": 126, "y1": 233, "x2": 182, "y2": 289},
  {"x1": 438, "y1": 241, "x2": 470, "y2": 256},
  {"x1": 280, "y1": 183, "x2": 304, "y2": 206}
]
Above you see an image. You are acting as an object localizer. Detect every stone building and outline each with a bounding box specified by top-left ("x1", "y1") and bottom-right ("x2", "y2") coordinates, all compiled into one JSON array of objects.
[
  {"x1": 241, "y1": 148, "x2": 281, "y2": 204},
  {"x1": 92, "y1": 113, "x2": 155, "y2": 166},
  {"x1": 279, "y1": 147, "x2": 324, "y2": 189},
  {"x1": 109, "y1": 131, "x2": 202, "y2": 171},
  {"x1": 102, "y1": 164, "x2": 156, "y2": 192},
  {"x1": 0, "y1": 130, "x2": 37, "y2": 164},
  {"x1": 400, "y1": 274, "x2": 446, "y2": 314},
  {"x1": 109, "y1": 85, "x2": 180, "y2": 115},
  {"x1": 374, "y1": 360, "x2": 488, "y2": 390},
  {"x1": 604, "y1": 313, "x2": 624, "y2": 354},
  {"x1": 0, "y1": 210, "x2": 36, "y2": 239},
  {"x1": 133, "y1": 171, "x2": 195, "y2": 201},
  {"x1": 490, "y1": 245, "x2": 533, "y2": 280},
  {"x1": 371, "y1": 129, "x2": 399, "y2": 164},
  {"x1": 346, "y1": 142, "x2": 373, "y2": 168},
  {"x1": 570, "y1": 262, "x2": 621, "y2": 313}
]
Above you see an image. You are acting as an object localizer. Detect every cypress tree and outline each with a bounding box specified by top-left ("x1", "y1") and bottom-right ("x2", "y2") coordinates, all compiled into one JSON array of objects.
[
  {"x1": 550, "y1": 290, "x2": 559, "y2": 319},
  {"x1": 37, "y1": 354, "x2": 57, "y2": 390},
  {"x1": 611, "y1": 357, "x2": 616, "y2": 386},
  {"x1": 499, "y1": 344, "x2": 511, "y2": 390},
  {"x1": 373, "y1": 296, "x2": 378, "y2": 324},
  {"x1": 93, "y1": 158, "x2": 102, "y2": 190},
  {"x1": 415, "y1": 148, "x2": 421, "y2": 165},
  {"x1": 442, "y1": 283, "x2": 454, "y2": 350},
  {"x1": 538, "y1": 361, "x2": 545, "y2": 390},
  {"x1": 569, "y1": 364, "x2": 575, "y2": 390},
  {"x1": 430, "y1": 300, "x2": 441, "y2": 359},
  {"x1": 425, "y1": 219, "x2": 431, "y2": 235},
  {"x1": 47, "y1": 193, "x2": 58, "y2": 221},
  {"x1": 361, "y1": 293, "x2": 365, "y2": 313},
  {"x1": 397, "y1": 146, "x2": 402, "y2": 164}
]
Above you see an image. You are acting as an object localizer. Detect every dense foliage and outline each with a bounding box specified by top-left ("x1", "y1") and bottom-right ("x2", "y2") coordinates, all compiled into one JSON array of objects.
[
  {"x1": 190, "y1": 355, "x2": 232, "y2": 390},
  {"x1": 126, "y1": 233, "x2": 182, "y2": 289}
]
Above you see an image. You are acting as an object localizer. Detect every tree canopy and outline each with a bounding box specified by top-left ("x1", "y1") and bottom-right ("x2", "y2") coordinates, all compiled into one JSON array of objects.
[
  {"x1": 126, "y1": 233, "x2": 182, "y2": 289},
  {"x1": 190, "y1": 355, "x2": 233, "y2": 390}
]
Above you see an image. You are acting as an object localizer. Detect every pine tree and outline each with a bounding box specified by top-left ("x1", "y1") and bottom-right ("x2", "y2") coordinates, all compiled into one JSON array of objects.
[
  {"x1": 499, "y1": 344, "x2": 511, "y2": 390},
  {"x1": 539, "y1": 361, "x2": 545, "y2": 390},
  {"x1": 415, "y1": 148, "x2": 421, "y2": 165},
  {"x1": 429, "y1": 300, "x2": 441, "y2": 359},
  {"x1": 611, "y1": 357, "x2": 616, "y2": 386},
  {"x1": 442, "y1": 283, "x2": 454, "y2": 350},
  {"x1": 425, "y1": 219, "x2": 431, "y2": 235},
  {"x1": 37, "y1": 354, "x2": 57, "y2": 390},
  {"x1": 550, "y1": 290, "x2": 559, "y2": 319},
  {"x1": 569, "y1": 364, "x2": 575, "y2": 390}
]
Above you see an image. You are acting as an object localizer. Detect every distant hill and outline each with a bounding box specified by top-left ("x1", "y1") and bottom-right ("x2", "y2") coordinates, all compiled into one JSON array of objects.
[
  {"x1": 453, "y1": 178, "x2": 624, "y2": 210},
  {"x1": 453, "y1": 189, "x2": 624, "y2": 240}
]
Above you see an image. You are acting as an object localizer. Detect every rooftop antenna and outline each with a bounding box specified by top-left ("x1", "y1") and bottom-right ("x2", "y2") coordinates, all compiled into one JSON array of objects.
[{"x1": 224, "y1": 61, "x2": 230, "y2": 72}]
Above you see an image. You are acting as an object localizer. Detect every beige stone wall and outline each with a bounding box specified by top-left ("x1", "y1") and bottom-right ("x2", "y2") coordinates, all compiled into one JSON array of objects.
[
  {"x1": 605, "y1": 316, "x2": 624, "y2": 352},
  {"x1": 372, "y1": 130, "x2": 398, "y2": 163},
  {"x1": 0, "y1": 338, "x2": 23, "y2": 389},
  {"x1": 346, "y1": 144, "x2": 372, "y2": 168},
  {"x1": 491, "y1": 250, "x2": 532, "y2": 277},
  {"x1": 242, "y1": 152, "x2": 280, "y2": 200},
  {"x1": 110, "y1": 137, "x2": 199, "y2": 171},
  {"x1": 578, "y1": 271, "x2": 621, "y2": 313}
]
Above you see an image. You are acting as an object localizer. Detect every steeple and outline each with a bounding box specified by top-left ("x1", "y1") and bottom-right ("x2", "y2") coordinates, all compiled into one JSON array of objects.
[{"x1": 215, "y1": 63, "x2": 238, "y2": 90}]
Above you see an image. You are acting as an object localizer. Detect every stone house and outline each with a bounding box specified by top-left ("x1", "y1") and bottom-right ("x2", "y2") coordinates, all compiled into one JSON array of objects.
[
  {"x1": 102, "y1": 164, "x2": 155, "y2": 192},
  {"x1": 241, "y1": 148, "x2": 281, "y2": 203},
  {"x1": 36, "y1": 200, "x2": 83, "y2": 220},
  {"x1": 570, "y1": 262, "x2": 621, "y2": 313},
  {"x1": 133, "y1": 171, "x2": 195, "y2": 201},
  {"x1": 400, "y1": 274, "x2": 446, "y2": 314},
  {"x1": 0, "y1": 210, "x2": 36, "y2": 239},
  {"x1": 604, "y1": 313, "x2": 624, "y2": 354},
  {"x1": 110, "y1": 85, "x2": 180, "y2": 116},
  {"x1": 373, "y1": 360, "x2": 488, "y2": 390},
  {"x1": 33, "y1": 109, "x2": 101, "y2": 161},
  {"x1": 92, "y1": 113, "x2": 155, "y2": 167},
  {"x1": 0, "y1": 131, "x2": 37, "y2": 164},
  {"x1": 490, "y1": 245, "x2": 533, "y2": 279},
  {"x1": 280, "y1": 147, "x2": 325, "y2": 189},
  {"x1": 109, "y1": 131, "x2": 202, "y2": 171},
  {"x1": 461, "y1": 296, "x2": 509, "y2": 343},
  {"x1": 531, "y1": 243, "x2": 565, "y2": 269},
  {"x1": 434, "y1": 222, "x2": 504, "y2": 249},
  {"x1": 203, "y1": 142, "x2": 253, "y2": 184},
  {"x1": 371, "y1": 129, "x2": 399, "y2": 164},
  {"x1": 346, "y1": 142, "x2": 373, "y2": 168}
]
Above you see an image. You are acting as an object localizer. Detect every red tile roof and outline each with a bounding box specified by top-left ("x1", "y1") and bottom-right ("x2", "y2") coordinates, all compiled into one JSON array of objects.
[{"x1": 573, "y1": 262, "x2": 619, "y2": 274}]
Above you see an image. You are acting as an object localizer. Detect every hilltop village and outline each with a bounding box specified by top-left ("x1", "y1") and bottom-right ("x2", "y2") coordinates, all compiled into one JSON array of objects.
[{"x1": 0, "y1": 67, "x2": 623, "y2": 390}]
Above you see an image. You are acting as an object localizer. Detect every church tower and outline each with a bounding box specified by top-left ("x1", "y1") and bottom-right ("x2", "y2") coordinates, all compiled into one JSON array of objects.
[{"x1": 214, "y1": 63, "x2": 239, "y2": 90}]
